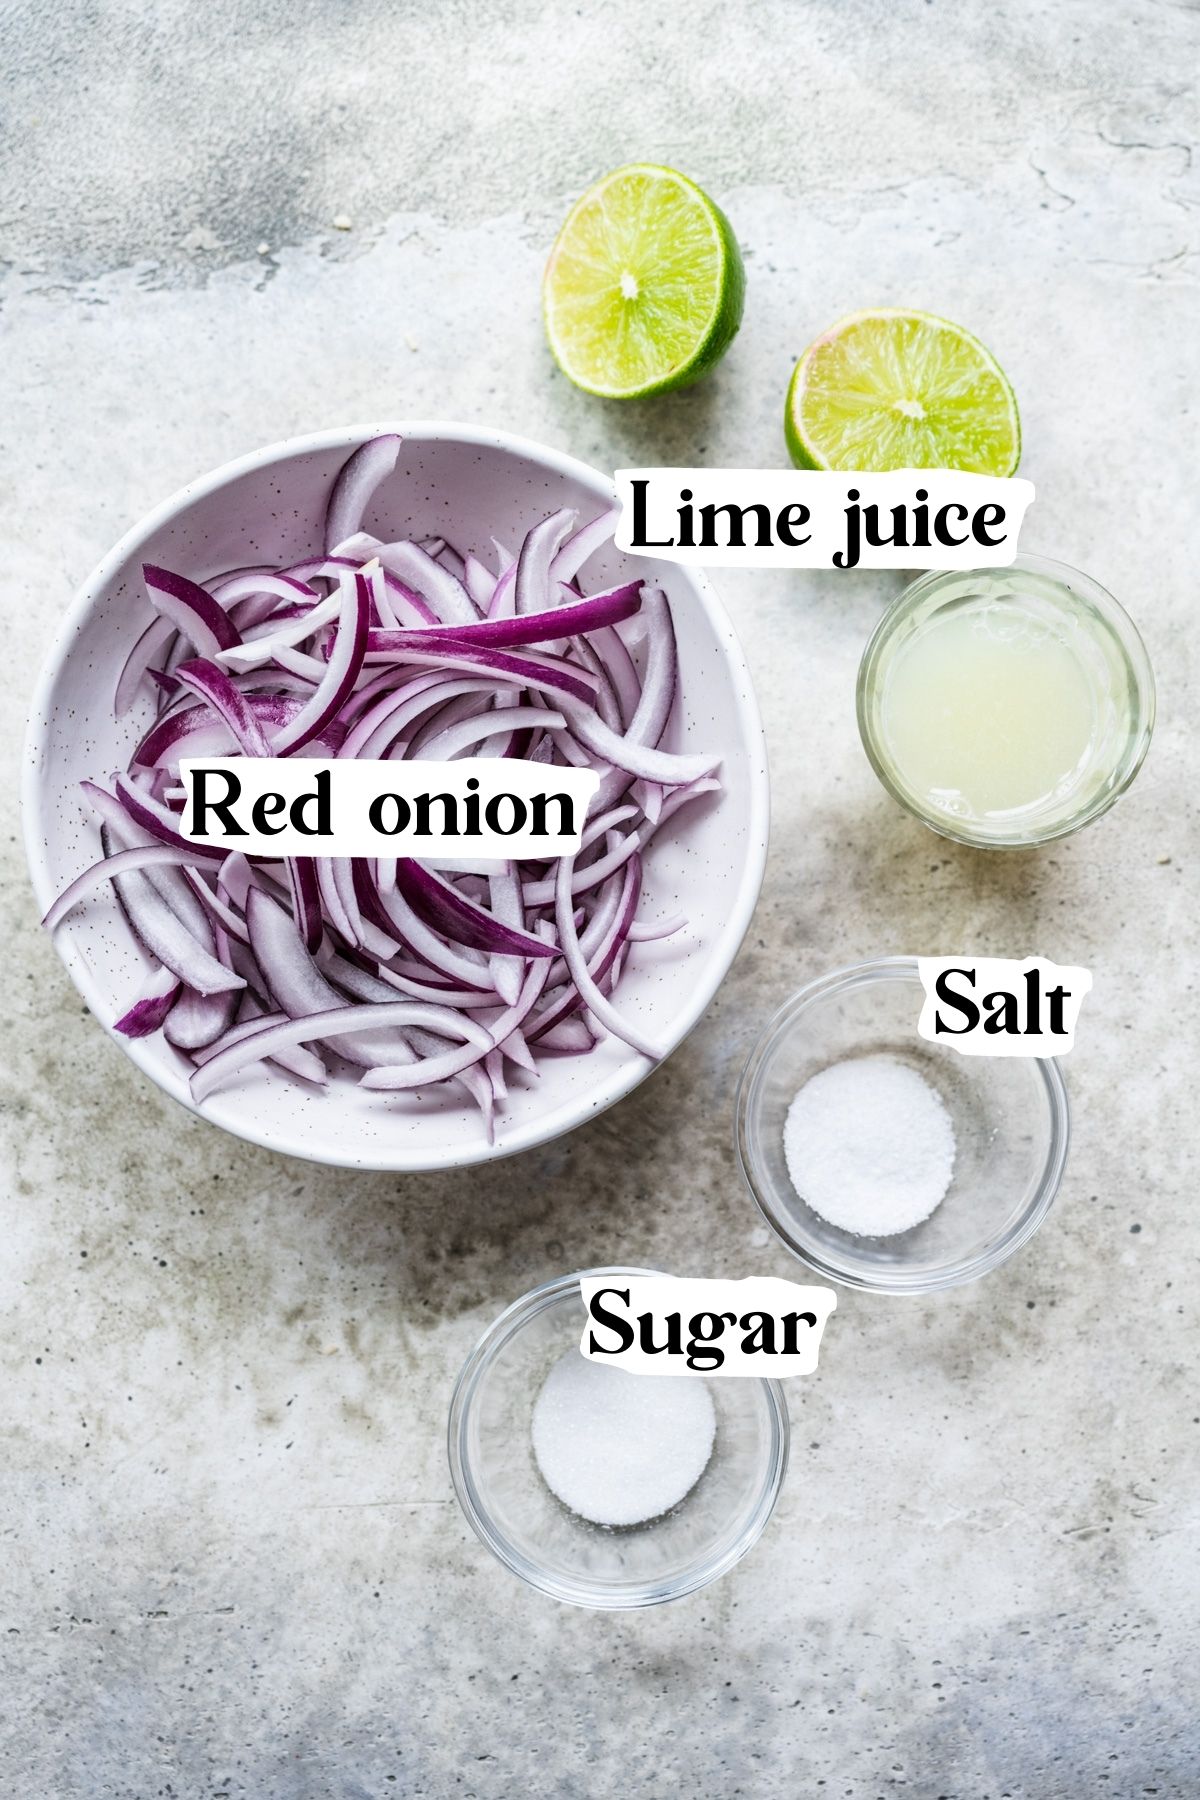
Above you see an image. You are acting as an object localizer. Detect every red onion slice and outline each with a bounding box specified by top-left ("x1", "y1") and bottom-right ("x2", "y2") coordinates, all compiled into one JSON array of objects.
[
  {"x1": 42, "y1": 843, "x2": 202, "y2": 931},
  {"x1": 112, "y1": 863, "x2": 245, "y2": 997},
  {"x1": 559, "y1": 708, "x2": 720, "y2": 786},
  {"x1": 515, "y1": 508, "x2": 576, "y2": 615},
  {"x1": 363, "y1": 581, "x2": 641, "y2": 652},
  {"x1": 192, "y1": 998, "x2": 494, "y2": 1102},
  {"x1": 115, "y1": 615, "x2": 178, "y2": 718},
  {"x1": 360, "y1": 638, "x2": 599, "y2": 708},
  {"x1": 487, "y1": 863, "x2": 524, "y2": 1006},
  {"x1": 143, "y1": 564, "x2": 240, "y2": 656},
  {"x1": 114, "y1": 962, "x2": 181, "y2": 1037},
  {"x1": 372, "y1": 541, "x2": 478, "y2": 626},
  {"x1": 414, "y1": 705, "x2": 564, "y2": 762},
  {"x1": 191, "y1": 1009, "x2": 328, "y2": 1086},
  {"x1": 164, "y1": 982, "x2": 238, "y2": 1052},
  {"x1": 172, "y1": 659, "x2": 273, "y2": 757},
  {"x1": 287, "y1": 857, "x2": 323, "y2": 955},
  {"x1": 552, "y1": 853, "x2": 655, "y2": 1057},
  {"x1": 270, "y1": 571, "x2": 369, "y2": 754},
  {"x1": 358, "y1": 955, "x2": 551, "y2": 1092},
  {"x1": 394, "y1": 860, "x2": 557, "y2": 959},
  {"x1": 324, "y1": 433, "x2": 402, "y2": 553},
  {"x1": 550, "y1": 508, "x2": 621, "y2": 585}
]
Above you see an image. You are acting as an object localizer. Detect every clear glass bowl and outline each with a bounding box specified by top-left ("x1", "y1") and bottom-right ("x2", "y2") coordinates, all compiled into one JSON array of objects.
[
  {"x1": 856, "y1": 554, "x2": 1155, "y2": 848},
  {"x1": 736, "y1": 959, "x2": 1070, "y2": 1294},
  {"x1": 447, "y1": 1269, "x2": 790, "y2": 1608}
]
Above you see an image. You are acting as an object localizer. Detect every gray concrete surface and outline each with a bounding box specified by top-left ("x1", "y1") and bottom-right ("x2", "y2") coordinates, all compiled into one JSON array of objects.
[{"x1": 2, "y1": 2, "x2": 1198, "y2": 1794}]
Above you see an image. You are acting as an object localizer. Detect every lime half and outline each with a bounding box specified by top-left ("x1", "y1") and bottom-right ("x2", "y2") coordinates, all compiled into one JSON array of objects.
[
  {"x1": 543, "y1": 163, "x2": 745, "y2": 400},
  {"x1": 785, "y1": 309, "x2": 1021, "y2": 474}
]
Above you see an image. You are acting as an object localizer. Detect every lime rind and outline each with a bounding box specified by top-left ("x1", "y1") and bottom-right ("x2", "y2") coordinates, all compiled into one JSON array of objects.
[
  {"x1": 785, "y1": 308, "x2": 1021, "y2": 476},
  {"x1": 544, "y1": 163, "x2": 745, "y2": 400}
]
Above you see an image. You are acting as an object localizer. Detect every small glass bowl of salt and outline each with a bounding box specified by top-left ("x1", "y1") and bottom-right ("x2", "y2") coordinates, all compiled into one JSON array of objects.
[
  {"x1": 448, "y1": 1269, "x2": 789, "y2": 1608},
  {"x1": 736, "y1": 957, "x2": 1070, "y2": 1294}
]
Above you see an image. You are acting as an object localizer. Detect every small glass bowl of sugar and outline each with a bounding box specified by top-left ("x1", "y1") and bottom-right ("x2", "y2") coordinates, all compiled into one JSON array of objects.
[
  {"x1": 448, "y1": 1269, "x2": 789, "y2": 1608},
  {"x1": 736, "y1": 957, "x2": 1070, "y2": 1294}
]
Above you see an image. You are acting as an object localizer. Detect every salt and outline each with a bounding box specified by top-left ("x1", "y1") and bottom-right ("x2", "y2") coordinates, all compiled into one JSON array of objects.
[
  {"x1": 783, "y1": 1053, "x2": 956, "y2": 1237},
  {"x1": 531, "y1": 1349, "x2": 716, "y2": 1527}
]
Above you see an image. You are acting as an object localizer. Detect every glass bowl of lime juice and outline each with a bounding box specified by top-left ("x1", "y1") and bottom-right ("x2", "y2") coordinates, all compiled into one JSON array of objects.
[{"x1": 856, "y1": 555, "x2": 1155, "y2": 848}]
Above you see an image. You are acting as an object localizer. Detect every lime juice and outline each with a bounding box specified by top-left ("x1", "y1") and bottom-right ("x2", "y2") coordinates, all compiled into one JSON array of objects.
[{"x1": 857, "y1": 558, "x2": 1155, "y2": 847}]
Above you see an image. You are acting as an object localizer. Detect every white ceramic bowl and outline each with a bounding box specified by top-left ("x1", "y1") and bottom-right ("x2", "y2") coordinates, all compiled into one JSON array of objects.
[{"x1": 24, "y1": 423, "x2": 768, "y2": 1171}]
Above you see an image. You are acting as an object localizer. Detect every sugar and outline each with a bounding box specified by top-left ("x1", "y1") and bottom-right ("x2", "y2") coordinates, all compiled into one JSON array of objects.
[
  {"x1": 783, "y1": 1053, "x2": 956, "y2": 1236},
  {"x1": 531, "y1": 1349, "x2": 716, "y2": 1527}
]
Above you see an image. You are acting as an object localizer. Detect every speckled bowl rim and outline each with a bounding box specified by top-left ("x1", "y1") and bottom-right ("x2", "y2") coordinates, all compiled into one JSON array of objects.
[
  {"x1": 447, "y1": 1268, "x2": 791, "y2": 1609},
  {"x1": 23, "y1": 421, "x2": 769, "y2": 1172},
  {"x1": 735, "y1": 956, "x2": 1071, "y2": 1294}
]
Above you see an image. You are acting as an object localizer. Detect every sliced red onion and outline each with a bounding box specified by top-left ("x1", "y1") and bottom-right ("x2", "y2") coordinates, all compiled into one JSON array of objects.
[
  {"x1": 246, "y1": 887, "x2": 415, "y2": 1068},
  {"x1": 463, "y1": 554, "x2": 494, "y2": 611},
  {"x1": 358, "y1": 955, "x2": 551, "y2": 1092},
  {"x1": 115, "y1": 615, "x2": 178, "y2": 717},
  {"x1": 216, "y1": 594, "x2": 341, "y2": 670},
  {"x1": 112, "y1": 863, "x2": 244, "y2": 997},
  {"x1": 405, "y1": 688, "x2": 499, "y2": 758},
  {"x1": 338, "y1": 672, "x2": 477, "y2": 759},
  {"x1": 286, "y1": 555, "x2": 439, "y2": 626},
  {"x1": 488, "y1": 561, "x2": 517, "y2": 619},
  {"x1": 164, "y1": 983, "x2": 238, "y2": 1052},
  {"x1": 324, "y1": 433, "x2": 402, "y2": 553},
  {"x1": 110, "y1": 773, "x2": 225, "y2": 861},
  {"x1": 134, "y1": 693, "x2": 317, "y2": 769},
  {"x1": 172, "y1": 659, "x2": 273, "y2": 757},
  {"x1": 501, "y1": 1025, "x2": 537, "y2": 1074},
  {"x1": 49, "y1": 455, "x2": 724, "y2": 1136},
  {"x1": 394, "y1": 860, "x2": 556, "y2": 959},
  {"x1": 535, "y1": 1017, "x2": 596, "y2": 1054},
  {"x1": 559, "y1": 706, "x2": 719, "y2": 786},
  {"x1": 361, "y1": 638, "x2": 600, "y2": 707},
  {"x1": 114, "y1": 962, "x2": 181, "y2": 1037},
  {"x1": 364, "y1": 581, "x2": 641, "y2": 653},
  {"x1": 632, "y1": 777, "x2": 664, "y2": 825},
  {"x1": 86, "y1": 786, "x2": 219, "y2": 942},
  {"x1": 193, "y1": 998, "x2": 494, "y2": 1102},
  {"x1": 551, "y1": 853, "x2": 655, "y2": 1057},
  {"x1": 627, "y1": 913, "x2": 687, "y2": 941},
  {"x1": 190, "y1": 1008, "x2": 328, "y2": 1086},
  {"x1": 143, "y1": 564, "x2": 240, "y2": 657},
  {"x1": 315, "y1": 856, "x2": 357, "y2": 945},
  {"x1": 372, "y1": 541, "x2": 478, "y2": 625},
  {"x1": 214, "y1": 570, "x2": 317, "y2": 610},
  {"x1": 329, "y1": 530, "x2": 383, "y2": 562},
  {"x1": 185, "y1": 867, "x2": 251, "y2": 944},
  {"x1": 328, "y1": 957, "x2": 497, "y2": 1133},
  {"x1": 270, "y1": 570, "x2": 369, "y2": 754},
  {"x1": 487, "y1": 863, "x2": 524, "y2": 1006},
  {"x1": 371, "y1": 866, "x2": 495, "y2": 989},
  {"x1": 287, "y1": 857, "x2": 323, "y2": 954},
  {"x1": 42, "y1": 843, "x2": 201, "y2": 932},
  {"x1": 520, "y1": 777, "x2": 717, "y2": 907},
  {"x1": 322, "y1": 941, "x2": 492, "y2": 1009},
  {"x1": 584, "y1": 587, "x2": 696, "y2": 810},
  {"x1": 270, "y1": 644, "x2": 327, "y2": 684},
  {"x1": 339, "y1": 859, "x2": 402, "y2": 961},
  {"x1": 414, "y1": 704, "x2": 564, "y2": 762},
  {"x1": 550, "y1": 507, "x2": 621, "y2": 585},
  {"x1": 515, "y1": 508, "x2": 576, "y2": 615},
  {"x1": 594, "y1": 623, "x2": 641, "y2": 728}
]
